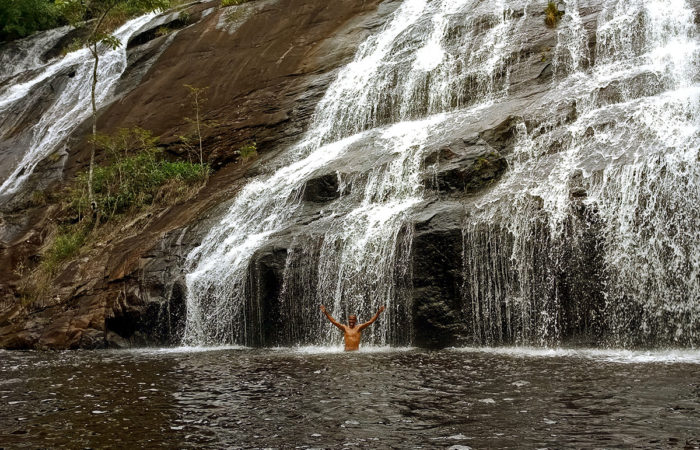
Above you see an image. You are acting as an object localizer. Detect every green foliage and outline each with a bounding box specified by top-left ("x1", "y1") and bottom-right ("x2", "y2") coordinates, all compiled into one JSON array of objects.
[
  {"x1": 544, "y1": 1, "x2": 564, "y2": 28},
  {"x1": 239, "y1": 142, "x2": 258, "y2": 160},
  {"x1": 474, "y1": 157, "x2": 491, "y2": 171},
  {"x1": 0, "y1": 0, "x2": 61, "y2": 42},
  {"x1": 56, "y1": 0, "x2": 170, "y2": 25},
  {"x1": 221, "y1": 0, "x2": 250, "y2": 7},
  {"x1": 41, "y1": 225, "x2": 88, "y2": 275},
  {"x1": 61, "y1": 37, "x2": 84, "y2": 55},
  {"x1": 69, "y1": 127, "x2": 208, "y2": 220}
]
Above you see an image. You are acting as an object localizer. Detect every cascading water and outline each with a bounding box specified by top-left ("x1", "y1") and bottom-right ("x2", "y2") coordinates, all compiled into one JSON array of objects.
[
  {"x1": 0, "y1": 25, "x2": 73, "y2": 83},
  {"x1": 183, "y1": 0, "x2": 530, "y2": 346},
  {"x1": 183, "y1": 0, "x2": 699, "y2": 348},
  {"x1": 462, "y1": 0, "x2": 700, "y2": 346},
  {"x1": 0, "y1": 13, "x2": 158, "y2": 198}
]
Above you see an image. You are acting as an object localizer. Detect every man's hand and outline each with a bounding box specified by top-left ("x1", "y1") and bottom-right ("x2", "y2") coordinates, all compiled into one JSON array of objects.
[
  {"x1": 320, "y1": 305, "x2": 327, "y2": 313},
  {"x1": 378, "y1": 306, "x2": 385, "y2": 313}
]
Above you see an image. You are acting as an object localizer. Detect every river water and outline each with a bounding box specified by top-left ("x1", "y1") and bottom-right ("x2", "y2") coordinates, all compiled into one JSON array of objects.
[{"x1": 1, "y1": 347, "x2": 699, "y2": 448}]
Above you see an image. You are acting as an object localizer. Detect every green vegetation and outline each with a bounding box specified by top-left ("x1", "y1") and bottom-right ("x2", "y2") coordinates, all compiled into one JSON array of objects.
[
  {"x1": 1, "y1": 0, "x2": 177, "y2": 43},
  {"x1": 0, "y1": 0, "x2": 62, "y2": 42},
  {"x1": 69, "y1": 127, "x2": 209, "y2": 221},
  {"x1": 239, "y1": 142, "x2": 258, "y2": 161},
  {"x1": 544, "y1": 1, "x2": 564, "y2": 28},
  {"x1": 540, "y1": 46, "x2": 552, "y2": 62},
  {"x1": 155, "y1": 25, "x2": 172, "y2": 36},
  {"x1": 473, "y1": 156, "x2": 492, "y2": 172},
  {"x1": 41, "y1": 225, "x2": 88, "y2": 275},
  {"x1": 60, "y1": 37, "x2": 84, "y2": 55},
  {"x1": 221, "y1": 0, "x2": 250, "y2": 7},
  {"x1": 30, "y1": 190, "x2": 47, "y2": 206},
  {"x1": 18, "y1": 127, "x2": 209, "y2": 303}
]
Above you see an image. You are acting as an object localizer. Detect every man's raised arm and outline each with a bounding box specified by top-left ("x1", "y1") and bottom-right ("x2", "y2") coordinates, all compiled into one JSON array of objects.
[
  {"x1": 320, "y1": 305, "x2": 345, "y2": 330},
  {"x1": 358, "y1": 306, "x2": 385, "y2": 330}
]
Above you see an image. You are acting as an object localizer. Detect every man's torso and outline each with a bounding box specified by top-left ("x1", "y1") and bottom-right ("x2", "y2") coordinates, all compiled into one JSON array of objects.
[{"x1": 343, "y1": 326, "x2": 361, "y2": 351}]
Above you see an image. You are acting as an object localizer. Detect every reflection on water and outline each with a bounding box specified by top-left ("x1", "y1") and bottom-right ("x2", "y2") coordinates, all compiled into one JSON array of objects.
[{"x1": 1, "y1": 348, "x2": 699, "y2": 448}]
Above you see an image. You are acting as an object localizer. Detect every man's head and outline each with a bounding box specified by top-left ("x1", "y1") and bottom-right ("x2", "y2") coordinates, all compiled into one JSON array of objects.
[{"x1": 348, "y1": 315, "x2": 357, "y2": 327}]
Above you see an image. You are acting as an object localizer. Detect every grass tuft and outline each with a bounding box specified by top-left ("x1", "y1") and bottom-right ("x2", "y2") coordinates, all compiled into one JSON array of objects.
[{"x1": 41, "y1": 225, "x2": 88, "y2": 275}]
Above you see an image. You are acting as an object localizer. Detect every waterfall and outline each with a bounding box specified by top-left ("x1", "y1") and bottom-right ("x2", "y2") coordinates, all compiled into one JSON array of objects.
[
  {"x1": 0, "y1": 13, "x2": 158, "y2": 197},
  {"x1": 183, "y1": 0, "x2": 529, "y2": 346},
  {"x1": 462, "y1": 0, "x2": 699, "y2": 346},
  {"x1": 0, "y1": 25, "x2": 73, "y2": 83},
  {"x1": 184, "y1": 0, "x2": 699, "y2": 347}
]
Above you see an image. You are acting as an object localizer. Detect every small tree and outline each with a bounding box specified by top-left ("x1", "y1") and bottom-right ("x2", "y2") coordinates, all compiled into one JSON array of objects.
[
  {"x1": 180, "y1": 84, "x2": 218, "y2": 177},
  {"x1": 182, "y1": 84, "x2": 209, "y2": 166},
  {"x1": 56, "y1": 0, "x2": 170, "y2": 219}
]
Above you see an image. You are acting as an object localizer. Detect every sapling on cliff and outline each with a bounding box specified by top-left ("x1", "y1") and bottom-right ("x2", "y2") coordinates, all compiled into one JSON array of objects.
[
  {"x1": 181, "y1": 84, "x2": 210, "y2": 167},
  {"x1": 56, "y1": 0, "x2": 170, "y2": 222}
]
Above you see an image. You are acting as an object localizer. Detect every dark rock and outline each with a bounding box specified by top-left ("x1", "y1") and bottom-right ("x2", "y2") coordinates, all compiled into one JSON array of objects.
[
  {"x1": 478, "y1": 115, "x2": 521, "y2": 154},
  {"x1": 537, "y1": 62, "x2": 552, "y2": 80},
  {"x1": 423, "y1": 138, "x2": 507, "y2": 195},
  {"x1": 423, "y1": 147, "x2": 459, "y2": 166},
  {"x1": 570, "y1": 187, "x2": 587, "y2": 198},
  {"x1": 410, "y1": 203, "x2": 465, "y2": 348},
  {"x1": 303, "y1": 173, "x2": 340, "y2": 203},
  {"x1": 246, "y1": 245, "x2": 289, "y2": 346}
]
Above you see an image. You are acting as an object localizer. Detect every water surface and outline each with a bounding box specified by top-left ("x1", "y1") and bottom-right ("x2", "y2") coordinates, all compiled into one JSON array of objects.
[{"x1": 1, "y1": 347, "x2": 699, "y2": 448}]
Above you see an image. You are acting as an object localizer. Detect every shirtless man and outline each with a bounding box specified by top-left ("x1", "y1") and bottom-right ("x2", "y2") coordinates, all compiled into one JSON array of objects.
[{"x1": 320, "y1": 305, "x2": 385, "y2": 351}]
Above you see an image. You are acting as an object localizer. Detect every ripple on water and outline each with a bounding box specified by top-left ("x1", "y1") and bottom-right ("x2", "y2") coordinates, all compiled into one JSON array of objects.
[{"x1": 0, "y1": 347, "x2": 698, "y2": 448}]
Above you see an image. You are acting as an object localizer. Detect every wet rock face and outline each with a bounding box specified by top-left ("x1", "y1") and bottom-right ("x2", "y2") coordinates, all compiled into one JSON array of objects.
[
  {"x1": 410, "y1": 203, "x2": 465, "y2": 349},
  {"x1": 423, "y1": 137, "x2": 507, "y2": 195},
  {"x1": 5, "y1": 0, "x2": 671, "y2": 350},
  {"x1": 246, "y1": 245, "x2": 289, "y2": 346}
]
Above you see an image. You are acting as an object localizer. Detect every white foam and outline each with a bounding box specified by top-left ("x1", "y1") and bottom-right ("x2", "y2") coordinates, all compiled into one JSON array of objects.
[
  {"x1": 453, "y1": 346, "x2": 700, "y2": 364},
  {"x1": 273, "y1": 345, "x2": 415, "y2": 355},
  {"x1": 125, "y1": 345, "x2": 247, "y2": 354}
]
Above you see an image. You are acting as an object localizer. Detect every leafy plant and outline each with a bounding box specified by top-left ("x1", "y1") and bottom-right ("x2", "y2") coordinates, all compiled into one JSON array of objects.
[
  {"x1": 155, "y1": 25, "x2": 172, "y2": 36},
  {"x1": 239, "y1": 142, "x2": 258, "y2": 161},
  {"x1": 544, "y1": 1, "x2": 564, "y2": 28},
  {"x1": 30, "y1": 190, "x2": 47, "y2": 206},
  {"x1": 182, "y1": 84, "x2": 210, "y2": 166}
]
